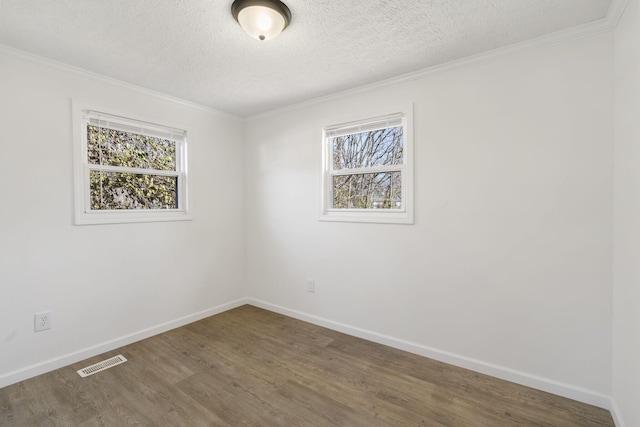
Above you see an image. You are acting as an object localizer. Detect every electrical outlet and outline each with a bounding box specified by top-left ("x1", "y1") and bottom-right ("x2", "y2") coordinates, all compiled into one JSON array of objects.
[
  {"x1": 34, "y1": 311, "x2": 52, "y2": 332},
  {"x1": 307, "y1": 279, "x2": 315, "y2": 293}
]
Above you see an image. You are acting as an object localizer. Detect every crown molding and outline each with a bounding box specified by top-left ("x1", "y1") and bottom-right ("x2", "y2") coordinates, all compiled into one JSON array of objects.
[
  {"x1": 248, "y1": 0, "x2": 630, "y2": 121},
  {"x1": 1, "y1": 0, "x2": 629, "y2": 122},
  {"x1": 606, "y1": 0, "x2": 632, "y2": 28},
  {"x1": 0, "y1": 44, "x2": 242, "y2": 121}
]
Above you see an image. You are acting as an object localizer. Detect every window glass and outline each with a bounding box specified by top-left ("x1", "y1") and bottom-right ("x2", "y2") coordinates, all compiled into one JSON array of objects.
[
  {"x1": 332, "y1": 170, "x2": 402, "y2": 210},
  {"x1": 89, "y1": 171, "x2": 178, "y2": 210},
  {"x1": 332, "y1": 126, "x2": 403, "y2": 170},
  {"x1": 87, "y1": 126, "x2": 176, "y2": 171}
]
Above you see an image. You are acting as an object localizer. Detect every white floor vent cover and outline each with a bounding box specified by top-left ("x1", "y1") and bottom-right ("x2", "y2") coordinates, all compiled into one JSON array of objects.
[{"x1": 77, "y1": 355, "x2": 127, "y2": 378}]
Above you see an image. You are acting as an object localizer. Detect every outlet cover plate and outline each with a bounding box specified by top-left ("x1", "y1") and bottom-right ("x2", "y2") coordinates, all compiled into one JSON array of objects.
[{"x1": 34, "y1": 311, "x2": 52, "y2": 332}]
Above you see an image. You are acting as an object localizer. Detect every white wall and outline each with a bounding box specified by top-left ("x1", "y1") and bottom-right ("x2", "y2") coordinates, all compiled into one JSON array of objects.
[
  {"x1": 613, "y1": 0, "x2": 640, "y2": 425},
  {"x1": 245, "y1": 34, "x2": 614, "y2": 405},
  {"x1": 0, "y1": 23, "x2": 621, "y2": 415},
  {"x1": 0, "y1": 50, "x2": 246, "y2": 387}
]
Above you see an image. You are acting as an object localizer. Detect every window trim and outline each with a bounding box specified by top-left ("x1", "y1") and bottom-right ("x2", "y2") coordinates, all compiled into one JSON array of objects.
[
  {"x1": 320, "y1": 104, "x2": 414, "y2": 224},
  {"x1": 72, "y1": 100, "x2": 192, "y2": 225}
]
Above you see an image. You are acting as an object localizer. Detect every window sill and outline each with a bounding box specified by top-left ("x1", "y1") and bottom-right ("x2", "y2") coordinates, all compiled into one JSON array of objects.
[
  {"x1": 319, "y1": 210, "x2": 413, "y2": 225},
  {"x1": 74, "y1": 209, "x2": 192, "y2": 226}
]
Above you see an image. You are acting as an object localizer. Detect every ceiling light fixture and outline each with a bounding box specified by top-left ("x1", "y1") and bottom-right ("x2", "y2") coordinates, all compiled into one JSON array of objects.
[{"x1": 231, "y1": 0, "x2": 292, "y2": 41}]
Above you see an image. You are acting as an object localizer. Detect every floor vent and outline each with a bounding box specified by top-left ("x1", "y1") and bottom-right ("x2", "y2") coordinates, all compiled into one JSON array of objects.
[{"x1": 77, "y1": 354, "x2": 127, "y2": 378}]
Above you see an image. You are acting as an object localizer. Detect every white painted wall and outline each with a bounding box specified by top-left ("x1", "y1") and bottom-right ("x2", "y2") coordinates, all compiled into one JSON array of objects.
[
  {"x1": 613, "y1": 0, "x2": 640, "y2": 425},
  {"x1": 0, "y1": 23, "x2": 621, "y2": 416},
  {"x1": 0, "y1": 50, "x2": 246, "y2": 387},
  {"x1": 245, "y1": 34, "x2": 614, "y2": 405}
]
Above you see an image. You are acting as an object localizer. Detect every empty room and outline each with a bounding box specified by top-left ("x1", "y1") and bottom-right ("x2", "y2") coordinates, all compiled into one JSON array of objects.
[{"x1": 0, "y1": 0, "x2": 638, "y2": 425}]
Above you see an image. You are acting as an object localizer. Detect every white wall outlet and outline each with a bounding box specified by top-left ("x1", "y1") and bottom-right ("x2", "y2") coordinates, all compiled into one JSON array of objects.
[
  {"x1": 34, "y1": 311, "x2": 52, "y2": 332},
  {"x1": 307, "y1": 279, "x2": 315, "y2": 293}
]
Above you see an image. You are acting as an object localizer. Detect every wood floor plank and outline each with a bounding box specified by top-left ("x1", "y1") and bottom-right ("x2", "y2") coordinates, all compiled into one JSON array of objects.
[{"x1": 0, "y1": 305, "x2": 615, "y2": 426}]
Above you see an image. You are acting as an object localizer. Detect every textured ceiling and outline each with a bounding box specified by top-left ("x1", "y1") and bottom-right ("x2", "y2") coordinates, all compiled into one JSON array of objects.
[{"x1": 0, "y1": 0, "x2": 614, "y2": 117}]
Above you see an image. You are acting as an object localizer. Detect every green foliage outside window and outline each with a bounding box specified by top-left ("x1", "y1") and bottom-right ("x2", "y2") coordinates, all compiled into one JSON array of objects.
[{"x1": 87, "y1": 126, "x2": 178, "y2": 210}]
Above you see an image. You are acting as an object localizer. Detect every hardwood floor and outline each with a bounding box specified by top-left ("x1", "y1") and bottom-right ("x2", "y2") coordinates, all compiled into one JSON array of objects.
[{"x1": 0, "y1": 305, "x2": 614, "y2": 426}]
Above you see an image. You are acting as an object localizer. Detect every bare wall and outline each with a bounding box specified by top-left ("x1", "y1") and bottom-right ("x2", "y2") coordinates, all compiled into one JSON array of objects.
[
  {"x1": 0, "y1": 50, "x2": 246, "y2": 386},
  {"x1": 244, "y1": 33, "x2": 614, "y2": 404},
  {"x1": 613, "y1": 0, "x2": 640, "y2": 425}
]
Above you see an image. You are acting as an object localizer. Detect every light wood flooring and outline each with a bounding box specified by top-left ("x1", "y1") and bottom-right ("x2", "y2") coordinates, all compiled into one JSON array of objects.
[{"x1": 0, "y1": 305, "x2": 614, "y2": 426}]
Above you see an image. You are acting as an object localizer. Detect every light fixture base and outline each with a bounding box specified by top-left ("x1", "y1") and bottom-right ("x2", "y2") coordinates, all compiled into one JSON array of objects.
[{"x1": 231, "y1": 0, "x2": 292, "y2": 41}]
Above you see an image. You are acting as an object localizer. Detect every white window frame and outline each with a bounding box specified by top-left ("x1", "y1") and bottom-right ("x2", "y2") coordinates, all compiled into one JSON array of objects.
[
  {"x1": 72, "y1": 100, "x2": 191, "y2": 225},
  {"x1": 321, "y1": 104, "x2": 414, "y2": 224}
]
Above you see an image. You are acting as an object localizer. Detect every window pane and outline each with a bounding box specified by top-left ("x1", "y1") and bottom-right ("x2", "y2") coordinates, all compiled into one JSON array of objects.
[
  {"x1": 87, "y1": 125, "x2": 176, "y2": 171},
  {"x1": 332, "y1": 126, "x2": 403, "y2": 170},
  {"x1": 333, "y1": 172, "x2": 401, "y2": 209},
  {"x1": 90, "y1": 171, "x2": 177, "y2": 210}
]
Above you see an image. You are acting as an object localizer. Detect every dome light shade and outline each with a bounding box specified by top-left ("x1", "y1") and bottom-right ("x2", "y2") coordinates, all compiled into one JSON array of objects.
[{"x1": 231, "y1": 0, "x2": 292, "y2": 41}]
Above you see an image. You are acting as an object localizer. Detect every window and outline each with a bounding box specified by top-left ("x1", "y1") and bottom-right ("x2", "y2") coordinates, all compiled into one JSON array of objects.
[
  {"x1": 72, "y1": 101, "x2": 190, "y2": 225},
  {"x1": 321, "y1": 105, "x2": 413, "y2": 224}
]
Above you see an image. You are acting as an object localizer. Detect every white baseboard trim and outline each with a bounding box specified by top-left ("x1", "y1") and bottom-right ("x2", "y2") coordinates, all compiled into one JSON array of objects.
[
  {"x1": 2, "y1": 297, "x2": 614, "y2": 414},
  {"x1": 247, "y1": 298, "x2": 612, "y2": 410},
  {"x1": 610, "y1": 398, "x2": 626, "y2": 427},
  {"x1": 0, "y1": 298, "x2": 249, "y2": 389}
]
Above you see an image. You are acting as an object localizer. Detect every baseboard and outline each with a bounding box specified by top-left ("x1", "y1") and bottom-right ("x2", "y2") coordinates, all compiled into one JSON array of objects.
[
  {"x1": 0, "y1": 298, "x2": 249, "y2": 389},
  {"x1": 247, "y1": 298, "x2": 612, "y2": 410},
  {"x1": 2, "y1": 297, "x2": 614, "y2": 413},
  {"x1": 610, "y1": 398, "x2": 626, "y2": 427}
]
